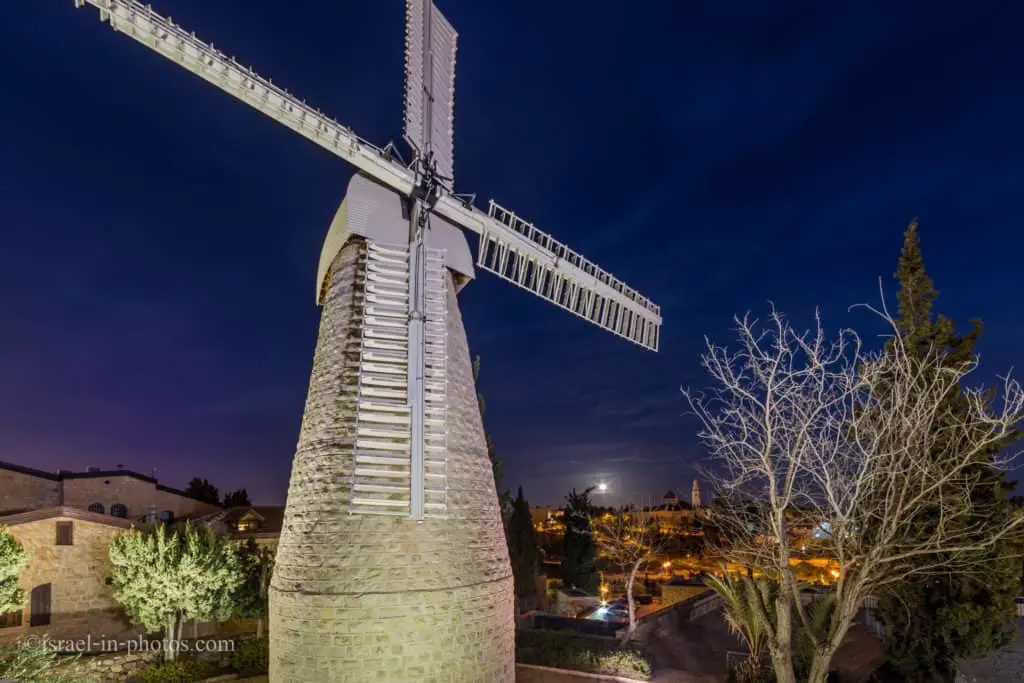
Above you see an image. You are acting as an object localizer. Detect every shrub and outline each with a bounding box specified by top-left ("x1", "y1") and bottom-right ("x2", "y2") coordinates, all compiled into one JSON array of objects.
[
  {"x1": 135, "y1": 656, "x2": 219, "y2": 683},
  {"x1": 0, "y1": 643, "x2": 88, "y2": 683},
  {"x1": 726, "y1": 659, "x2": 775, "y2": 683},
  {"x1": 230, "y1": 636, "x2": 269, "y2": 675},
  {"x1": 516, "y1": 628, "x2": 652, "y2": 680}
]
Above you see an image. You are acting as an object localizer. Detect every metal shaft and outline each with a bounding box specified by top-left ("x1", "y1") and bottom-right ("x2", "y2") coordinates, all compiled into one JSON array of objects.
[{"x1": 407, "y1": 201, "x2": 428, "y2": 521}]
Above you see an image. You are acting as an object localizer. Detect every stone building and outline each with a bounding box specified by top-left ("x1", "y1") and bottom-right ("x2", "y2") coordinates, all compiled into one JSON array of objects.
[
  {"x1": 645, "y1": 504, "x2": 696, "y2": 533},
  {"x1": 0, "y1": 460, "x2": 222, "y2": 521},
  {"x1": 0, "y1": 507, "x2": 137, "y2": 641},
  {"x1": 0, "y1": 460, "x2": 223, "y2": 640}
]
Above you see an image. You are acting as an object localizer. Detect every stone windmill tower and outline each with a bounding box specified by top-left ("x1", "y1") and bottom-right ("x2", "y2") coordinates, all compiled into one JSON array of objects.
[{"x1": 65, "y1": 1, "x2": 663, "y2": 680}]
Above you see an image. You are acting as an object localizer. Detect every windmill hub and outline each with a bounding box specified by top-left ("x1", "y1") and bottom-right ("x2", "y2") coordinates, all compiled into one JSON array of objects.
[
  {"x1": 410, "y1": 155, "x2": 444, "y2": 210},
  {"x1": 63, "y1": 0, "x2": 665, "y2": 680}
]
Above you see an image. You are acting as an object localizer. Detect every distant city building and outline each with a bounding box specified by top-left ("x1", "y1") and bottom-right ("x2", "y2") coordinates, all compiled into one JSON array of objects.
[
  {"x1": 691, "y1": 479, "x2": 702, "y2": 508},
  {"x1": 530, "y1": 505, "x2": 556, "y2": 526},
  {"x1": 662, "y1": 490, "x2": 679, "y2": 506}
]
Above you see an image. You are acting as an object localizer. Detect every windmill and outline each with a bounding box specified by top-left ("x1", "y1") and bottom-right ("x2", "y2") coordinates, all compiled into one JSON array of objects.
[{"x1": 64, "y1": 1, "x2": 663, "y2": 680}]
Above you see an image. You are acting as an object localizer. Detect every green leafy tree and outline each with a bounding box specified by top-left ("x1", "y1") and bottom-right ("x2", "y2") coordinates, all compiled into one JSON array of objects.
[
  {"x1": 223, "y1": 489, "x2": 251, "y2": 508},
  {"x1": 473, "y1": 355, "x2": 512, "y2": 515},
  {"x1": 184, "y1": 478, "x2": 221, "y2": 505},
  {"x1": 234, "y1": 539, "x2": 275, "y2": 638},
  {"x1": 561, "y1": 487, "x2": 600, "y2": 595},
  {"x1": 108, "y1": 522, "x2": 247, "y2": 661},
  {"x1": 507, "y1": 487, "x2": 540, "y2": 609},
  {"x1": 874, "y1": 221, "x2": 1023, "y2": 682},
  {"x1": 0, "y1": 526, "x2": 26, "y2": 615}
]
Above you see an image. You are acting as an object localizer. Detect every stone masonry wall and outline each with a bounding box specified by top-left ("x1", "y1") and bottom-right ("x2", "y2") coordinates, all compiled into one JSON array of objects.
[
  {"x1": 0, "y1": 516, "x2": 135, "y2": 642},
  {"x1": 56, "y1": 637, "x2": 243, "y2": 683},
  {"x1": 270, "y1": 238, "x2": 515, "y2": 682},
  {"x1": 0, "y1": 468, "x2": 60, "y2": 513},
  {"x1": 57, "y1": 649, "x2": 163, "y2": 683},
  {"x1": 62, "y1": 476, "x2": 220, "y2": 520},
  {"x1": 515, "y1": 664, "x2": 648, "y2": 683}
]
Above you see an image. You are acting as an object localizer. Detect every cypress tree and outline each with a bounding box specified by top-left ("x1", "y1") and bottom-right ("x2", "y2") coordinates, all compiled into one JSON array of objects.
[
  {"x1": 507, "y1": 487, "x2": 541, "y2": 606},
  {"x1": 874, "y1": 220, "x2": 1022, "y2": 682},
  {"x1": 561, "y1": 487, "x2": 600, "y2": 595}
]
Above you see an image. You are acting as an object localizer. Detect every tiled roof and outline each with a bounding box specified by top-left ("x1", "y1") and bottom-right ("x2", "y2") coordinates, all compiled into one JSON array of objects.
[
  {"x1": 0, "y1": 506, "x2": 137, "y2": 529},
  {"x1": 194, "y1": 505, "x2": 285, "y2": 536}
]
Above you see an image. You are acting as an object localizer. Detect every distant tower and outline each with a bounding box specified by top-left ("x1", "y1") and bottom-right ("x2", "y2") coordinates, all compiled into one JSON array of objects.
[{"x1": 691, "y1": 479, "x2": 702, "y2": 508}]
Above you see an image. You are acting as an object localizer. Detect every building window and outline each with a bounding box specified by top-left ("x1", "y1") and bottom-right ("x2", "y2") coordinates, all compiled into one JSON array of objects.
[
  {"x1": 110, "y1": 504, "x2": 127, "y2": 518},
  {"x1": 0, "y1": 610, "x2": 22, "y2": 628},
  {"x1": 159, "y1": 510, "x2": 174, "y2": 523},
  {"x1": 55, "y1": 522, "x2": 73, "y2": 546},
  {"x1": 88, "y1": 503, "x2": 105, "y2": 514},
  {"x1": 29, "y1": 584, "x2": 51, "y2": 627}
]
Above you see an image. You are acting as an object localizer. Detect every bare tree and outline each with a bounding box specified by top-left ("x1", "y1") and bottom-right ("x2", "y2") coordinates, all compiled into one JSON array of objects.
[
  {"x1": 683, "y1": 301, "x2": 1024, "y2": 683},
  {"x1": 594, "y1": 507, "x2": 667, "y2": 640}
]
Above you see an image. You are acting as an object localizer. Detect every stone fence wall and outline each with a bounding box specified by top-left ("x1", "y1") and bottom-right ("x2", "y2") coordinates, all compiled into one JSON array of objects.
[
  {"x1": 57, "y1": 649, "x2": 163, "y2": 682},
  {"x1": 633, "y1": 589, "x2": 721, "y2": 643},
  {"x1": 54, "y1": 636, "x2": 242, "y2": 682},
  {"x1": 516, "y1": 663, "x2": 647, "y2": 683}
]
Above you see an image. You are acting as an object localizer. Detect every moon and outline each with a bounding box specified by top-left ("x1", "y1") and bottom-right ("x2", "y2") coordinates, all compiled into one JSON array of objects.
[{"x1": 597, "y1": 482, "x2": 608, "y2": 492}]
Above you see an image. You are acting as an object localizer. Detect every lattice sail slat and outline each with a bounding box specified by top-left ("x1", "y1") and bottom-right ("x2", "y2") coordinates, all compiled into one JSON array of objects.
[
  {"x1": 350, "y1": 241, "x2": 448, "y2": 518},
  {"x1": 403, "y1": 0, "x2": 457, "y2": 184},
  {"x1": 476, "y1": 203, "x2": 662, "y2": 352}
]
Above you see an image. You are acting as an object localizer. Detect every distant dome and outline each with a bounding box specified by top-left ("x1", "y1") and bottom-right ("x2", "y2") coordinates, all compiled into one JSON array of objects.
[{"x1": 663, "y1": 491, "x2": 678, "y2": 500}]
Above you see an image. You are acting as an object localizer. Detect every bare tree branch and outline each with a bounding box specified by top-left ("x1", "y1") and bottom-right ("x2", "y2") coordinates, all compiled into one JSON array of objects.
[
  {"x1": 593, "y1": 507, "x2": 667, "y2": 641},
  {"x1": 683, "y1": 301, "x2": 1024, "y2": 683}
]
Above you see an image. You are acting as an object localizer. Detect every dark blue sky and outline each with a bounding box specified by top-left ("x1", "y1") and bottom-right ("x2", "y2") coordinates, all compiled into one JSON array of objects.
[{"x1": 1, "y1": 1, "x2": 1021, "y2": 507}]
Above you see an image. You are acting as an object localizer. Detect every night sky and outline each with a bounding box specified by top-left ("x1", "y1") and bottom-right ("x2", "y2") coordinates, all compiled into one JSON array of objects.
[{"x1": 1, "y1": 1, "x2": 1021, "y2": 507}]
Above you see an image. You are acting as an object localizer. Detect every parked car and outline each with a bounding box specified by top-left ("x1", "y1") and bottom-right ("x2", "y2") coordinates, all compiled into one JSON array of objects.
[{"x1": 578, "y1": 604, "x2": 629, "y2": 623}]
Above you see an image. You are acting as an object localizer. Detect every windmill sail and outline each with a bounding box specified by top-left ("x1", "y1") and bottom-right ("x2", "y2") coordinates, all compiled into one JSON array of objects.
[
  {"x1": 72, "y1": 0, "x2": 416, "y2": 195},
  {"x1": 403, "y1": 0, "x2": 457, "y2": 184},
  {"x1": 71, "y1": 0, "x2": 662, "y2": 355},
  {"x1": 472, "y1": 200, "x2": 662, "y2": 351}
]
